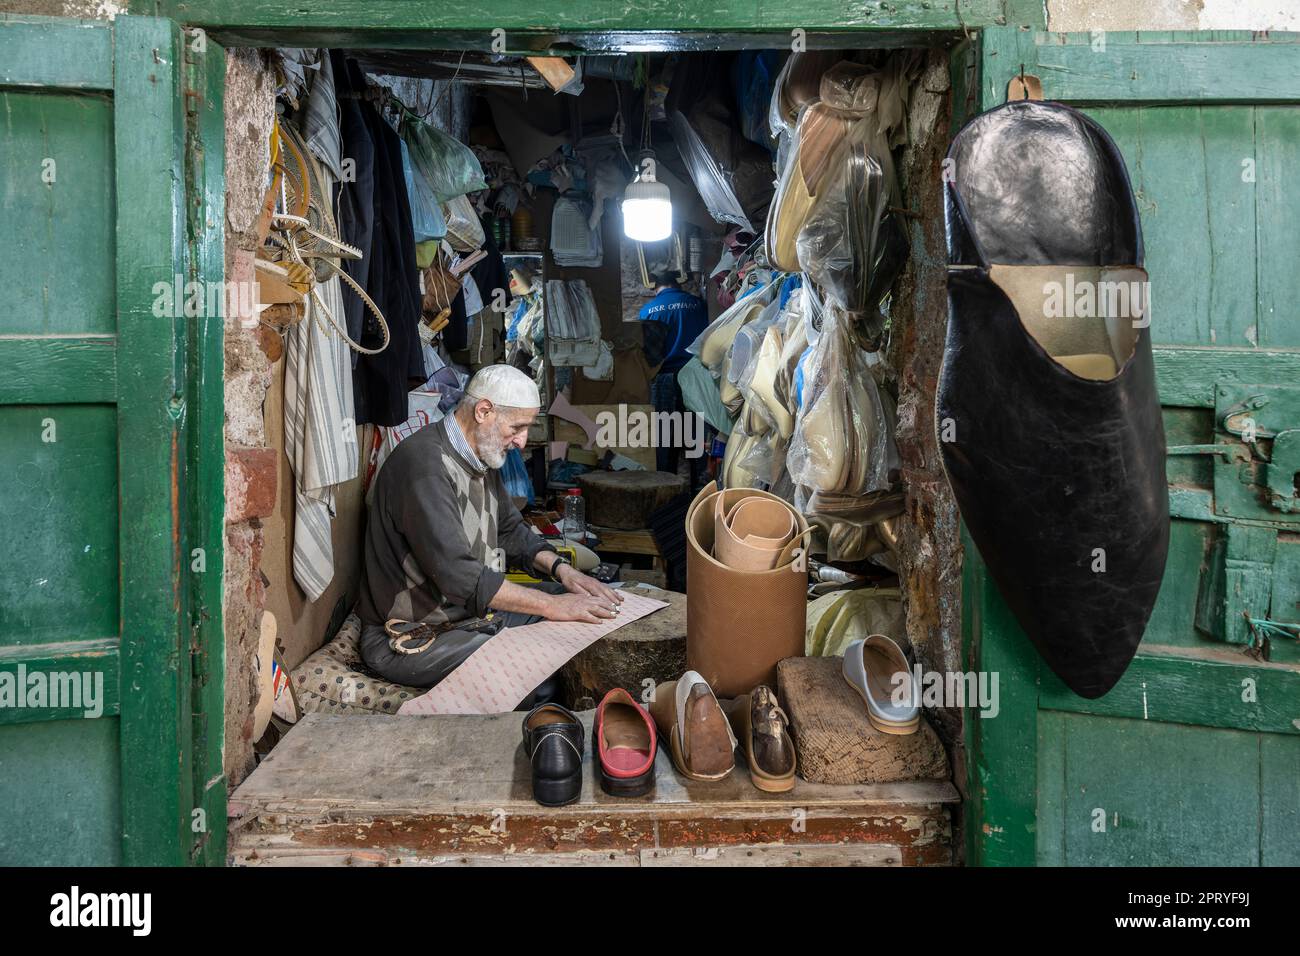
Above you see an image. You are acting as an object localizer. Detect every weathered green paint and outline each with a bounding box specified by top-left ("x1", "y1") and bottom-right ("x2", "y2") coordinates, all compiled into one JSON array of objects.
[
  {"x1": 183, "y1": 26, "x2": 228, "y2": 867},
  {"x1": 968, "y1": 26, "x2": 1300, "y2": 867},
  {"x1": 0, "y1": 14, "x2": 224, "y2": 866},
  {"x1": 133, "y1": 0, "x2": 1020, "y2": 50},
  {"x1": 1035, "y1": 714, "x2": 1296, "y2": 866},
  {"x1": 0, "y1": 15, "x2": 113, "y2": 90}
]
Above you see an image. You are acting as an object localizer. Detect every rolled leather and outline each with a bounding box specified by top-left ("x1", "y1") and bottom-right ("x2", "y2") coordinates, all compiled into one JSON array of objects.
[
  {"x1": 686, "y1": 482, "x2": 808, "y2": 697},
  {"x1": 937, "y1": 100, "x2": 1169, "y2": 699}
]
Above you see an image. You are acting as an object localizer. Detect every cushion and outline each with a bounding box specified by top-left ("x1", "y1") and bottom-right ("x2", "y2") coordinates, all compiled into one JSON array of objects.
[{"x1": 291, "y1": 613, "x2": 424, "y2": 716}]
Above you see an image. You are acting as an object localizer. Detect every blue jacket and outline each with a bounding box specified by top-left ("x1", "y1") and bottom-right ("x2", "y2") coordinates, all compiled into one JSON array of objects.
[{"x1": 638, "y1": 288, "x2": 708, "y2": 374}]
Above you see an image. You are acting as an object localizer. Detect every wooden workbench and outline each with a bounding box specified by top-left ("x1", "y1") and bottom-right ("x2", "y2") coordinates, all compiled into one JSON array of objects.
[{"x1": 228, "y1": 712, "x2": 959, "y2": 866}]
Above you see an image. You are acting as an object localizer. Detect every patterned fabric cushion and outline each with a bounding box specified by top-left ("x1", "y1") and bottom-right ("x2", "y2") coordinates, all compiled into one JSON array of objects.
[{"x1": 291, "y1": 612, "x2": 423, "y2": 716}]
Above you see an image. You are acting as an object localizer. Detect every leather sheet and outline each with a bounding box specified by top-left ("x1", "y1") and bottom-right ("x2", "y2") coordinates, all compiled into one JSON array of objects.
[{"x1": 686, "y1": 482, "x2": 808, "y2": 696}]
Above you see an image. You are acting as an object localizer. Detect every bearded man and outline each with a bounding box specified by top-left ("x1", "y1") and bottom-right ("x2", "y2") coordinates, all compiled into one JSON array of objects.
[{"x1": 357, "y1": 365, "x2": 623, "y2": 697}]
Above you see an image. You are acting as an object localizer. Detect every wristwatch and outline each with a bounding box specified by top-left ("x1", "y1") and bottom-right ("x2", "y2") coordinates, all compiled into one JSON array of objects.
[{"x1": 546, "y1": 554, "x2": 572, "y2": 582}]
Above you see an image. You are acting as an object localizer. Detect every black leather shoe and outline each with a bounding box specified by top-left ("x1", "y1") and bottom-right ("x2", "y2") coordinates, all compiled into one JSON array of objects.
[
  {"x1": 938, "y1": 100, "x2": 1170, "y2": 699},
  {"x1": 521, "y1": 703, "x2": 584, "y2": 806}
]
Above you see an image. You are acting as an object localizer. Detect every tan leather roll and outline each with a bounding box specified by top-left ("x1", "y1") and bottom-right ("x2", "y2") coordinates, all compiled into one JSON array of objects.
[
  {"x1": 686, "y1": 483, "x2": 808, "y2": 696},
  {"x1": 714, "y1": 496, "x2": 796, "y2": 571}
]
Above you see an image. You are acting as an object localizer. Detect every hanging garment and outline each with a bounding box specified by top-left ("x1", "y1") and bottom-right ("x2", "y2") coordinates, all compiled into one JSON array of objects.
[
  {"x1": 344, "y1": 59, "x2": 424, "y2": 426},
  {"x1": 545, "y1": 279, "x2": 602, "y2": 367},
  {"x1": 332, "y1": 51, "x2": 376, "y2": 352},
  {"x1": 551, "y1": 196, "x2": 603, "y2": 267},
  {"x1": 285, "y1": 70, "x2": 360, "y2": 601}
]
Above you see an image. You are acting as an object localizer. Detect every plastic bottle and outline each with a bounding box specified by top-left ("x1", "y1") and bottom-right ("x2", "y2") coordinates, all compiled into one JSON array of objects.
[{"x1": 561, "y1": 488, "x2": 585, "y2": 547}]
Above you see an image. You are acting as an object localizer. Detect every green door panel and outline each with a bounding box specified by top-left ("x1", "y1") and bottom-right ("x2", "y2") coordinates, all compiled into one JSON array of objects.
[
  {"x1": 0, "y1": 718, "x2": 122, "y2": 865},
  {"x1": 0, "y1": 91, "x2": 116, "y2": 336},
  {"x1": 1036, "y1": 713, "x2": 1292, "y2": 867},
  {"x1": 0, "y1": 14, "x2": 225, "y2": 865},
  {"x1": 0, "y1": 405, "x2": 119, "y2": 647},
  {"x1": 968, "y1": 28, "x2": 1300, "y2": 867}
]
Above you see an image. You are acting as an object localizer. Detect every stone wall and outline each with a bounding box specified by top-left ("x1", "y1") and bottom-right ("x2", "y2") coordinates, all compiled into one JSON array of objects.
[
  {"x1": 887, "y1": 48, "x2": 965, "y2": 791},
  {"x1": 221, "y1": 47, "x2": 277, "y2": 787}
]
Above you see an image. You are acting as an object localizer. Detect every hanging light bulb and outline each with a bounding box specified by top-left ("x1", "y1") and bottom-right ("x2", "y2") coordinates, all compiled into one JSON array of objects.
[{"x1": 623, "y1": 153, "x2": 672, "y2": 242}]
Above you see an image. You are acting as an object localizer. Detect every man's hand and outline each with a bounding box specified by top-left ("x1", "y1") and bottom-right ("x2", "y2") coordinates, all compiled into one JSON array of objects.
[
  {"x1": 555, "y1": 563, "x2": 625, "y2": 608},
  {"x1": 546, "y1": 592, "x2": 621, "y2": 624}
]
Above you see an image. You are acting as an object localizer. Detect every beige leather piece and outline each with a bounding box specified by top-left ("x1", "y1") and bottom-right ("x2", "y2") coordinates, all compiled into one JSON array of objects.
[
  {"x1": 714, "y1": 495, "x2": 796, "y2": 571},
  {"x1": 987, "y1": 263, "x2": 1147, "y2": 381},
  {"x1": 699, "y1": 299, "x2": 764, "y2": 372},
  {"x1": 746, "y1": 323, "x2": 795, "y2": 439},
  {"x1": 686, "y1": 482, "x2": 809, "y2": 697}
]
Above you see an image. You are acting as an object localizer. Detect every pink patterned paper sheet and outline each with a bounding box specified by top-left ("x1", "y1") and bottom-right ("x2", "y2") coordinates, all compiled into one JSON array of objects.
[{"x1": 397, "y1": 590, "x2": 669, "y2": 715}]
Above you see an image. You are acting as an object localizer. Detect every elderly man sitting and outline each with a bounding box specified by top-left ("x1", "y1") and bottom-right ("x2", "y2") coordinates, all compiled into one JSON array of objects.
[{"x1": 358, "y1": 365, "x2": 623, "y2": 698}]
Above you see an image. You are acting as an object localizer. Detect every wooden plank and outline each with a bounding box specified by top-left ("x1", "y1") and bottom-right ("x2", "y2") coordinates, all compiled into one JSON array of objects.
[
  {"x1": 1033, "y1": 710, "x2": 1065, "y2": 865},
  {"x1": 230, "y1": 713, "x2": 959, "y2": 814},
  {"x1": 525, "y1": 56, "x2": 575, "y2": 93},
  {"x1": 1040, "y1": 650, "x2": 1300, "y2": 736},
  {"x1": 1153, "y1": 346, "x2": 1300, "y2": 407},
  {"x1": 141, "y1": 0, "x2": 1005, "y2": 47},
  {"x1": 0, "y1": 336, "x2": 117, "y2": 404},
  {"x1": 0, "y1": 16, "x2": 113, "y2": 90},
  {"x1": 963, "y1": 529, "x2": 1041, "y2": 867},
  {"x1": 229, "y1": 713, "x2": 958, "y2": 864},
  {"x1": 1255, "y1": 106, "x2": 1300, "y2": 348},
  {"x1": 113, "y1": 14, "x2": 193, "y2": 868},
  {"x1": 183, "y1": 28, "x2": 228, "y2": 868},
  {"x1": 639, "y1": 843, "x2": 903, "y2": 866},
  {"x1": 0, "y1": 639, "x2": 120, "y2": 725},
  {"x1": 592, "y1": 526, "x2": 662, "y2": 555},
  {"x1": 1030, "y1": 37, "x2": 1300, "y2": 104}
]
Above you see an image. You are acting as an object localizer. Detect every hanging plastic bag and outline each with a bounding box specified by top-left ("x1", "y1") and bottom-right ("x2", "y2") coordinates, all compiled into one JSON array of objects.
[
  {"x1": 400, "y1": 139, "x2": 447, "y2": 242},
  {"x1": 502, "y1": 447, "x2": 535, "y2": 506},
  {"x1": 442, "y1": 194, "x2": 485, "y2": 251},
  {"x1": 402, "y1": 116, "x2": 488, "y2": 203},
  {"x1": 787, "y1": 308, "x2": 898, "y2": 496}
]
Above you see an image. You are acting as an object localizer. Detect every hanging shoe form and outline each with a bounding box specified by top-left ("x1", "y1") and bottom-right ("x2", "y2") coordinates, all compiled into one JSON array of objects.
[{"x1": 937, "y1": 99, "x2": 1169, "y2": 699}]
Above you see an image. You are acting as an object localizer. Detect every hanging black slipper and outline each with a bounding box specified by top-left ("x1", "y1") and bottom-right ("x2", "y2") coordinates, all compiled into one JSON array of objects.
[{"x1": 937, "y1": 99, "x2": 1170, "y2": 699}]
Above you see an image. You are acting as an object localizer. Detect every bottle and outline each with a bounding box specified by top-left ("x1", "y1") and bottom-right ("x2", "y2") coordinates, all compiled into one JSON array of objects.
[{"x1": 561, "y1": 488, "x2": 585, "y2": 547}]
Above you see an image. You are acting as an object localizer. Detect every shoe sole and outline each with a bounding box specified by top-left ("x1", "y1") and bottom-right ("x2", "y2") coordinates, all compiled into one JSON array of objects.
[
  {"x1": 533, "y1": 769, "x2": 582, "y2": 807},
  {"x1": 598, "y1": 765, "x2": 654, "y2": 798},
  {"x1": 843, "y1": 669, "x2": 920, "y2": 736}
]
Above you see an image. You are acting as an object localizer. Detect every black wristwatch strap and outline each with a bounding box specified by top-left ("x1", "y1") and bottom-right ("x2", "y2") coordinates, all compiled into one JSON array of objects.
[{"x1": 547, "y1": 554, "x2": 572, "y2": 582}]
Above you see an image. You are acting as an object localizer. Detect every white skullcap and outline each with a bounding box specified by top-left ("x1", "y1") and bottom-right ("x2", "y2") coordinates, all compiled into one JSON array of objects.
[{"x1": 464, "y1": 364, "x2": 541, "y2": 409}]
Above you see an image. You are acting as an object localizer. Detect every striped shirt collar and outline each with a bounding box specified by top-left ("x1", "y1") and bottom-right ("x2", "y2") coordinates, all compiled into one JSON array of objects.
[{"x1": 443, "y1": 412, "x2": 486, "y2": 475}]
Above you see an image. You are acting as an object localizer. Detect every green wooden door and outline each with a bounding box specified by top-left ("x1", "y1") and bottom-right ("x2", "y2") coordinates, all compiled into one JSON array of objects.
[
  {"x1": 0, "y1": 14, "x2": 226, "y2": 865},
  {"x1": 966, "y1": 28, "x2": 1300, "y2": 866}
]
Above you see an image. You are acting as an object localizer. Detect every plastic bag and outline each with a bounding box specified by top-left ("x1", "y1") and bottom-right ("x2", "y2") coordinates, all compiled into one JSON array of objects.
[
  {"x1": 442, "y1": 194, "x2": 485, "y2": 252},
  {"x1": 787, "y1": 308, "x2": 898, "y2": 496},
  {"x1": 400, "y1": 139, "x2": 447, "y2": 242},
  {"x1": 402, "y1": 116, "x2": 487, "y2": 203},
  {"x1": 766, "y1": 59, "x2": 913, "y2": 310},
  {"x1": 502, "y1": 447, "x2": 535, "y2": 506},
  {"x1": 669, "y1": 110, "x2": 752, "y2": 231}
]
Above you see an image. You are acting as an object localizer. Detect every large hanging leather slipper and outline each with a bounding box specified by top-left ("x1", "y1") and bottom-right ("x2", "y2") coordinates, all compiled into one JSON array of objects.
[{"x1": 938, "y1": 100, "x2": 1169, "y2": 699}]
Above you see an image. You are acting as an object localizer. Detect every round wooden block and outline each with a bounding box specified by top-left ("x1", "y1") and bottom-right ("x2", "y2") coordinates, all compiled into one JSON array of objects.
[
  {"x1": 561, "y1": 587, "x2": 688, "y2": 709},
  {"x1": 576, "y1": 470, "x2": 688, "y2": 530}
]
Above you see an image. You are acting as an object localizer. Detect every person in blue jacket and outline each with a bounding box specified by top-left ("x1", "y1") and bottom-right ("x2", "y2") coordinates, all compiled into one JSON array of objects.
[{"x1": 638, "y1": 273, "x2": 709, "y2": 481}]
